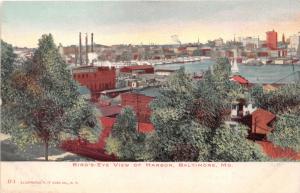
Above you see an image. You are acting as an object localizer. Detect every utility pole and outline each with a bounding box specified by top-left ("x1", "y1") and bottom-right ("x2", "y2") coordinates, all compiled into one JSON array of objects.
[
  {"x1": 85, "y1": 33, "x2": 89, "y2": 65},
  {"x1": 79, "y1": 32, "x2": 82, "y2": 66}
]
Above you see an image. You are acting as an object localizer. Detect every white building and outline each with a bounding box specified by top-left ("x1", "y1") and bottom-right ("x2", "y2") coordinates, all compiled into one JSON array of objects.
[
  {"x1": 288, "y1": 33, "x2": 300, "y2": 57},
  {"x1": 214, "y1": 38, "x2": 224, "y2": 47},
  {"x1": 155, "y1": 69, "x2": 175, "y2": 76},
  {"x1": 88, "y1": 52, "x2": 99, "y2": 65},
  {"x1": 240, "y1": 37, "x2": 259, "y2": 49},
  {"x1": 231, "y1": 103, "x2": 257, "y2": 118}
]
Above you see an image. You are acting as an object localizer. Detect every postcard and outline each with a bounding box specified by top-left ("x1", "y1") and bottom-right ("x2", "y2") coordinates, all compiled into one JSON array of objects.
[{"x1": 1, "y1": 1, "x2": 300, "y2": 193}]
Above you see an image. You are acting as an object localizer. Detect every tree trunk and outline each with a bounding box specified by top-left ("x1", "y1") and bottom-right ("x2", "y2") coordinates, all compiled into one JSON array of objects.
[{"x1": 44, "y1": 140, "x2": 49, "y2": 161}]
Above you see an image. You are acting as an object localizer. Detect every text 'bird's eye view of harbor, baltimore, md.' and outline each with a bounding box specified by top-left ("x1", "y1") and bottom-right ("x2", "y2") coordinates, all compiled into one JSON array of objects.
[{"x1": 1, "y1": 0, "x2": 300, "y2": 162}]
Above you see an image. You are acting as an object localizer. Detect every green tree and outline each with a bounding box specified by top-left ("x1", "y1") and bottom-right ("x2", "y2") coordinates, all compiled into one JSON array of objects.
[
  {"x1": 211, "y1": 124, "x2": 266, "y2": 161},
  {"x1": 268, "y1": 108, "x2": 300, "y2": 152},
  {"x1": 249, "y1": 81, "x2": 300, "y2": 153},
  {"x1": 147, "y1": 60, "x2": 265, "y2": 161},
  {"x1": 147, "y1": 68, "x2": 212, "y2": 161},
  {"x1": 1, "y1": 40, "x2": 16, "y2": 104},
  {"x1": 194, "y1": 58, "x2": 244, "y2": 128},
  {"x1": 105, "y1": 107, "x2": 146, "y2": 161},
  {"x1": 147, "y1": 120, "x2": 211, "y2": 161},
  {"x1": 248, "y1": 84, "x2": 264, "y2": 106},
  {"x1": 1, "y1": 35, "x2": 97, "y2": 160},
  {"x1": 249, "y1": 83, "x2": 300, "y2": 114}
]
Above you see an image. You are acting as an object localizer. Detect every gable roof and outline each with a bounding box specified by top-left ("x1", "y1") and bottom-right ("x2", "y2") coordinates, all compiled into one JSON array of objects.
[
  {"x1": 230, "y1": 75, "x2": 249, "y2": 84},
  {"x1": 251, "y1": 108, "x2": 276, "y2": 135}
]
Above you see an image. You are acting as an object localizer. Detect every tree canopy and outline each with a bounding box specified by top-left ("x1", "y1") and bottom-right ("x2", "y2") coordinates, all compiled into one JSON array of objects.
[
  {"x1": 249, "y1": 83, "x2": 300, "y2": 114},
  {"x1": 249, "y1": 83, "x2": 300, "y2": 153},
  {"x1": 267, "y1": 107, "x2": 300, "y2": 152},
  {"x1": 145, "y1": 59, "x2": 265, "y2": 161},
  {"x1": 1, "y1": 35, "x2": 98, "y2": 160},
  {"x1": 1, "y1": 40, "x2": 16, "y2": 104},
  {"x1": 211, "y1": 124, "x2": 267, "y2": 161},
  {"x1": 105, "y1": 107, "x2": 146, "y2": 161}
]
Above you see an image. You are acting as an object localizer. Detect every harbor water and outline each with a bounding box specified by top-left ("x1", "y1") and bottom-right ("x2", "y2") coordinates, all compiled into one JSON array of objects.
[{"x1": 155, "y1": 60, "x2": 300, "y2": 84}]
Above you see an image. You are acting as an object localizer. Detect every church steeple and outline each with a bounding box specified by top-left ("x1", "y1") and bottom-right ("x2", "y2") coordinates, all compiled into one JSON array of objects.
[{"x1": 282, "y1": 33, "x2": 285, "y2": 44}]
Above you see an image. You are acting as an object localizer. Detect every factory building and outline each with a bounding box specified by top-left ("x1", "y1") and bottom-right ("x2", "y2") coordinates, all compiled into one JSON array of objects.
[
  {"x1": 72, "y1": 66, "x2": 116, "y2": 101},
  {"x1": 120, "y1": 65, "x2": 154, "y2": 74},
  {"x1": 120, "y1": 92, "x2": 154, "y2": 123}
]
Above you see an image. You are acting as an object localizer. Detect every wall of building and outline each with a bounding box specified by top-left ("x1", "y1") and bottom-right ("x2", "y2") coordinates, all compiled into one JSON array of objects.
[
  {"x1": 266, "y1": 30, "x2": 278, "y2": 50},
  {"x1": 73, "y1": 66, "x2": 116, "y2": 100},
  {"x1": 121, "y1": 93, "x2": 154, "y2": 123},
  {"x1": 120, "y1": 65, "x2": 154, "y2": 74}
]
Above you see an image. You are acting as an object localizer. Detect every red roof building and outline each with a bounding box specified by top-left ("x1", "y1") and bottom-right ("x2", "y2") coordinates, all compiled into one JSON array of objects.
[
  {"x1": 97, "y1": 92, "x2": 155, "y2": 149},
  {"x1": 230, "y1": 75, "x2": 249, "y2": 85},
  {"x1": 72, "y1": 66, "x2": 116, "y2": 101},
  {"x1": 251, "y1": 108, "x2": 276, "y2": 135},
  {"x1": 120, "y1": 65, "x2": 154, "y2": 74},
  {"x1": 121, "y1": 92, "x2": 154, "y2": 123},
  {"x1": 98, "y1": 117, "x2": 155, "y2": 149},
  {"x1": 242, "y1": 108, "x2": 300, "y2": 160},
  {"x1": 242, "y1": 108, "x2": 276, "y2": 141}
]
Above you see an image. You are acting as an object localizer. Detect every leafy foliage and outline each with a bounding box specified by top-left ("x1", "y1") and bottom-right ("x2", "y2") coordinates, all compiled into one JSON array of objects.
[
  {"x1": 211, "y1": 124, "x2": 266, "y2": 161},
  {"x1": 268, "y1": 108, "x2": 300, "y2": 152},
  {"x1": 146, "y1": 60, "x2": 264, "y2": 161},
  {"x1": 147, "y1": 68, "x2": 211, "y2": 161},
  {"x1": 1, "y1": 40, "x2": 16, "y2": 104},
  {"x1": 194, "y1": 58, "x2": 245, "y2": 128},
  {"x1": 249, "y1": 83, "x2": 300, "y2": 114},
  {"x1": 250, "y1": 83, "x2": 300, "y2": 153},
  {"x1": 147, "y1": 120, "x2": 211, "y2": 161},
  {"x1": 105, "y1": 108, "x2": 146, "y2": 161},
  {"x1": 1, "y1": 35, "x2": 98, "y2": 160}
]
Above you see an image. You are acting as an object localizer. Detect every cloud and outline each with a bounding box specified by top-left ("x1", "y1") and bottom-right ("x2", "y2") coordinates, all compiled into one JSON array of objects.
[{"x1": 2, "y1": 1, "x2": 300, "y2": 47}]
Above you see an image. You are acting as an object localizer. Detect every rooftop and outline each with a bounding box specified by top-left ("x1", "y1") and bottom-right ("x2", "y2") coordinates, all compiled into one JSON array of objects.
[
  {"x1": 133, "y1": 86, "x2": 161, "y2": 98},
  {"x1": 230, "y1": 75, "x2": 249, "y2": 84},
  {"x1": 251, "y1": 108, "x2": 276, "y2": 135}
]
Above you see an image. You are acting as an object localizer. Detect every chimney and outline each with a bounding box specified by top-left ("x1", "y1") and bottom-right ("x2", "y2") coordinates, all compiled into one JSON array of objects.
[
  {"x1": 79, "y1": 32, "x2": 82, "y2": 66},
  {"x1": 91, "y1": 33, "x2": 94, "y2": 52},
  {"x1": 85, "y1": 33, "x2": 89, "y2": 65},
  {"x1": 74, "y1": 46, "x2": 78, "y2": 67}
]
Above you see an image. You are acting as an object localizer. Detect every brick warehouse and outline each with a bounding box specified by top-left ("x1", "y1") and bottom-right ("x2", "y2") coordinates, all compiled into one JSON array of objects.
[
  {"x1": 97, "y1": 92, "x2": 155, "y2": 149},
  {"x1": 120, "y1": 65, "x2": 154, "y2": 74},
  {"x1": 121, "y1": 92, "x2": 154, "y2": 123},
  {"x1": 72, "y1": 66, "x2": 116, "y2": 101}
]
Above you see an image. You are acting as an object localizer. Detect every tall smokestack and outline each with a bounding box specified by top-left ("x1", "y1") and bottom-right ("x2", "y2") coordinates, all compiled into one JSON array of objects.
[
  {"x1": 85, "y1": 33, "x2": 89, "y2": 65},
  {"x1": 79, "y1": 32, "x2": 82, "y2": 66},
  {"x1": 74, "y1": 46, "x2": 78, "y2": 67},
  {"x1": 91, "y1": 33, "x2": 94, "y2": 52}
]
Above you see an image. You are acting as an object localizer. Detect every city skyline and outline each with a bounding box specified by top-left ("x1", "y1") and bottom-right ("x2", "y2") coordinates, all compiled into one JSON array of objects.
[{"x1": 1, "y1": 0, "x2": 300, "y2": 48}]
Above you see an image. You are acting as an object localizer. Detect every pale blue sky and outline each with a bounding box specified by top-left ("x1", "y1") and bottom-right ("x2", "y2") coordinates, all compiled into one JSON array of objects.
[{"x1": 1, "y1": 1, "x2": 300, "y2": 47}]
